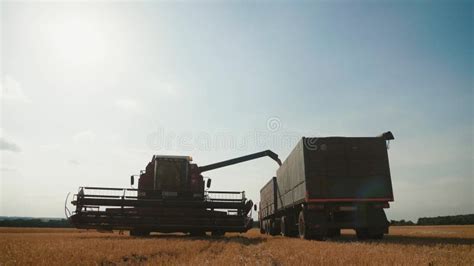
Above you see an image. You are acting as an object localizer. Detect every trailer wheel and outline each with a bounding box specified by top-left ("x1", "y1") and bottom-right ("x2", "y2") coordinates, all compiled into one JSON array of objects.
[
  {"x1": 298, "y1": 210, "x2": 311, "y2": 239},
  {"x1": 369, "y1": 233, "x2": 384, "y2": 239},
  {"x1": 211, "y1": 231, "x2": 225, "y2": 237},
  {"x1": 356, "y1": 228, "x2": 369, "y2": 240},
  {"x1": 189, "y1": 231, "x2": 206, "y2": 237},
  {"x1": 280, "y1": 216, "x2": 288, "y2": 237},
  {"x1": 269, "y1": 219, "x2": 279, "y2": 236},
  {"x1": 281, "y1": 216, "x2": 295, "y2": 237},
  {"x1": 129, "y1": 229, "x2": 150, "y2": 237},
  {"x1": 327, "y1": 228, "x2": 341, "y2": 238},
  {"x1": 259, "y1": 221, "x2": 265, "y2": 234}
]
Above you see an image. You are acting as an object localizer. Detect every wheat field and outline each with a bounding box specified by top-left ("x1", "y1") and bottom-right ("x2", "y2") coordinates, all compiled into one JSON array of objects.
[{"x1": 0, "y1": 226, "x2": 473, "y2": 265}]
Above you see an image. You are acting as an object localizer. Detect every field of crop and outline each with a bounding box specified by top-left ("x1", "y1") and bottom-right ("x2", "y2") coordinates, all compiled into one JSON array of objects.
[{"x1": 0, "y1": 226, "x2": 473, "y2": 265}]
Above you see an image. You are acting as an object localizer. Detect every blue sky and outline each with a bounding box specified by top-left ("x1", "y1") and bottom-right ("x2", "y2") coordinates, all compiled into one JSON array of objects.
[{"x1": 0, "y1": 1, "x2": 472, "y2": 221}]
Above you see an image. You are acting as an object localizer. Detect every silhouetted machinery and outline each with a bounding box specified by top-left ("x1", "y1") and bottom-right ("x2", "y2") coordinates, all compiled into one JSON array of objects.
[
  {"x1": 259, "y1": 132, "x2": 395, "y2": 240},
  {"x1": 69, "y1": 150, "x2": 281, "y2": 236}
]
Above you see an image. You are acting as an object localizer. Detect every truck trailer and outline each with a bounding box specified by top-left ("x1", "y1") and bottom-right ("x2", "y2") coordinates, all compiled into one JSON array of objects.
[{"x1": 259, "y1": 132, "x2": 395, "y2": 240}]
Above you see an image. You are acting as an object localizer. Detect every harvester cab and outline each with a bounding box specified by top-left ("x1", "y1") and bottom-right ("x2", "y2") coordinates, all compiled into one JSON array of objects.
[
  {"x1": 135, "y1": 155, "x2": 201, "y2": 199},
  {"x1": 69, "y1": 150, "x2": 281, "y2": 236}
]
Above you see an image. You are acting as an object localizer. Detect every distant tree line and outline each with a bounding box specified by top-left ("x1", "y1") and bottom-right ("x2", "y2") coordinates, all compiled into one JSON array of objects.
[
  {"x1": 390, "y1": 219, "x2": 415, "y2": 226},
  {"x1": 417, "y1": 214, "x2": 474, "y2": 225},
  {"x1": 0, "y1": 218, "x2": 72, "y2": 228},
  {"x1": 1, "y1": 214, "x2": 473, "y2": 228},
  {"x1": 390, "y1": 214, "x2": 474, "y2": 226}
]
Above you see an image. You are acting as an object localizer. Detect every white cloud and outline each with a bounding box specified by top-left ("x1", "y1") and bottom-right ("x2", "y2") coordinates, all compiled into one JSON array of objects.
[
  {"x1": 0, "y1": 167, "x2": 16, "y2": 172},
  {"x1": 0, "y1": 75, "x2": 31, "y2": 103},
  {"x1": 69, "y1": 159, "x2": 80, "y2": 165},
  {"x1": 72, "y1": 130, "x2": 96, "y2": 143},
  {"x1": 151, "y1": 80, "x2": 181, "y2": 97},
  {"x1": 39, "y1": 144, "x2": 61, "y2": 151},
  {"x1": 160, "y1": 82, "x2": 179, "y2": 96},
  {"x1": 115, "y1": 98, "x2": 142, "y2": 113},
  {"x1": 148, "y1": 79, "x2": 181, "y2": 97},
  {"x1": 0, "y1": 137, "x2": 21, "y2": 152}
]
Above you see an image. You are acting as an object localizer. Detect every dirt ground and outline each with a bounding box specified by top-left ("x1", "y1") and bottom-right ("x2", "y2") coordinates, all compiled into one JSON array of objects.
[{"x1": 0, "y1": 225, "x2": 473, "y2": 265}]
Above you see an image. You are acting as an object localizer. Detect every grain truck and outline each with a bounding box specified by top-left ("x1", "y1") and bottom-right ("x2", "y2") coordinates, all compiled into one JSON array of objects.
[{"x1": 258, "y1": 132, "x2": 394, "y2": 240}]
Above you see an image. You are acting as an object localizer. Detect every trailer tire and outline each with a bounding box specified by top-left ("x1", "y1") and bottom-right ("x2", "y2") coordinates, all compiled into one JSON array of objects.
[
  {"x1": 269, "y1": 219, "x2": 279, "y2": 236},
  {"x1": 356, "y1": 228, "x2": 369, "y2": 240},
  {"x1": 370, "y1": 233, "x2": 384, "y2": 239},
  {"x1": 281, "y1": 216, "x2": 297, "y2": 237},
  {"x1": 130, "y1": 229, "x2": 150, "y2": 237},
  {"x1": 280, "y1": 216, "x2": 289, "y2": 237},
  {"x1": 189, "y1": 231, "x2": 206, "y2": 237},
  {"x1": 211, "y1": 231, "x2": 225, "y2": 237},
  {"x1": 298, "y1": 210, "x2": 312, "y2": 239},
  {"x1": 259, "y1": 221, "x2": 268, "y2": 235},
  {"x1": 327, "y1": 228, "x2": 341, "y2": 238}
]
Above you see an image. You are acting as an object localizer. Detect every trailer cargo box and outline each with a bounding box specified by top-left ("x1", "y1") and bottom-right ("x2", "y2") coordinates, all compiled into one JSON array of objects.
[
  {"x1": 276, "y1": 137, "x2": 393, "y2": 208},
  {"x1": 259, "y1": 132, "x2": 394, "y2": 240},
  {"x1": 259, "y1": 177, "x2": 279, "y2": 235}
]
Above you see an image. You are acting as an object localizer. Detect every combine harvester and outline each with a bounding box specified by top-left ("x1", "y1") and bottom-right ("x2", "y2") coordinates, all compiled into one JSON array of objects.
[
  {"x1": 68, "y1": 150, "x2": 281, "y2": 236},
  {"x1": 259, "y1": 132, "x2": 395, "y2": 240}
]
